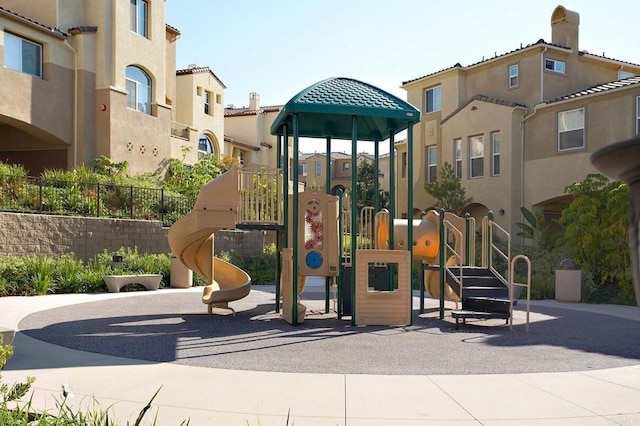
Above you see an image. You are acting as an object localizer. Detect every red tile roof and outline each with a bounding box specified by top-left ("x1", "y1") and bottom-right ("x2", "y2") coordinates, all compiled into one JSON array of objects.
[
  {"x1": 543, "y1": 75, "x2": 640, "y2": 105},
  {"x1": 176, "y1": 66, "x2": 226, "y2": 88},
  {"x1": 0, "y1": 6, "x2": 66, "y2": 38},
  {"x1": 225, "y1": 105, "x2": 283, "y2": 117},
  {"x1": 223, "y1": 136, "x2": 260, "y2": 151}
]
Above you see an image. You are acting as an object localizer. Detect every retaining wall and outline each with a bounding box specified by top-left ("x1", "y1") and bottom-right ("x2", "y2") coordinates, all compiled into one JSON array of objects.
[{"x1": 0, "y1": 212, "x2": 266, "y2": 262}]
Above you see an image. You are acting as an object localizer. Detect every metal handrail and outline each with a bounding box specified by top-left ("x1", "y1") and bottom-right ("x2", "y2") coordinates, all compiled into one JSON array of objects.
[
  {"x1": 488, "y1": 218, "x2": 511, "y2": 287},
  {"x1": 443, "y1": 218, "x2": 464, "y2": 301}
]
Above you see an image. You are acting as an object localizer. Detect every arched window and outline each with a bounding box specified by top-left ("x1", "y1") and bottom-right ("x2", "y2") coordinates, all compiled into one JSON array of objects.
[
  {"x1": 126, "y1": 66, "x2": 151, "y2": 114},
  {"x1": 198, "y1": 135, "x2": 214, "y2": 158}
]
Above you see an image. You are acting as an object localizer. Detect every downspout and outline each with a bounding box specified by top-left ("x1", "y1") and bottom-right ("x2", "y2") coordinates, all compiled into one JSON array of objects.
[{"x1": 64, "y1": 38, "x2": 78, "y2": 168}]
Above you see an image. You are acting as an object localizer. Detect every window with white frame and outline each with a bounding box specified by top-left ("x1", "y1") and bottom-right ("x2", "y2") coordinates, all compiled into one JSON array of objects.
[
  {"x1": 508, "y1": 64, "x2": 518, "y2": 88},
  {"x1": 204, "y1": 91, "x2": 211, "y2": 115},
  {"x1": 491, "y1": 132, "x2": 500, "y2": 176},
  {"x1": 469, "y1": 135, "x2": 484, "y2": 178},
  {"x1": 425, "y1": 86, "x2": 441, "y2": 113},
  {"x1": 427, "y1": 146, "x2": 437, "y2": 183},
  {"x1": 558, "y1": 108, "x2": 585, "y2": 151},
  {"x1": 4, "y1": 33, "x2": 42, "y2": 78},
  {"x1": 315, "y1": 161, "x2": 322, "y2": 177},
  {"x1": 130, "y1": 0, "x2": 148, "y2": 37},
  {"x1": 343, "y1": 162, "x2": 350, "y2": 171},
  {"x1": 300, "y1": 163, "x2": 307, "y2": 176},
  {"x1": 544, "y1": 58, "x2": 565, "y2": 74},
  {"x1": 125, "y1": 66, "x2": 151, "y2": 114},
  {"x1": 636, "y1": 96, "x2": 640, "y2": 135},
  {"x1": 454, "y1": 138, "x2": 462, "y2": 178}
]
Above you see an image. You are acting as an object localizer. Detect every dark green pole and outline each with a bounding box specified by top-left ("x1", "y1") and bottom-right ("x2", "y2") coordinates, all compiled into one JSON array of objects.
[
  {"x1": 325, "y1": 136, "x2": 332, "y2": 313},
  {"x1": 337, "y1": 187, "x2": 344, "y2": 319},
  {"x1": 374, "y1": 141, "x2": 380, "y2": 211},
  {"x1": 389, "y1": 131, "x2": 395, "y2": 249},
  {"x1": 351, "y1": 115, "x2": 358, "y2": 326},
  {"x1": 420, "y1": 210, "x2": 426, "y2": 313},
  {"x1": 439, "y1": 208, "x2": 445, "y2": 320},
  {"x1": 278, "y1": 130, "x2": 289, "y2": 313},
  {"x1": 292, "y1": 115, "x2": 300, "y2": 326},
  {"x1": 465, "y1": 213, "x2": 471, "y2": 266},
  {"x1": 407, "y1": 122, "x2": 414, "y2": 326},
  {"x1": 275, "y1": 135, "x2": 282, "y2": 313}
]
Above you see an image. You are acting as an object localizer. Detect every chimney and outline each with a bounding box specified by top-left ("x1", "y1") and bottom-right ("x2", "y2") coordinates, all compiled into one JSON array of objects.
[
  {"x1": 551, "y1": 6, "x2": 580, "y2": 51},
  {"x1": 249, "y1": 92, "x2": 260, "y2": 110}
]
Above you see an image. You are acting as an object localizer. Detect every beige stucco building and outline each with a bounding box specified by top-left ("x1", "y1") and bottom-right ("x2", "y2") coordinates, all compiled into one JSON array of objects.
[
  {"x1": 399, "y1": 5, "x2": 640, "y2": 237},
  {"x1": 224, "y1": 93, "x2": 287, "y2": 170},
  {"x1": 0, "y1": 0, "x2": 228, "y2": 176}
]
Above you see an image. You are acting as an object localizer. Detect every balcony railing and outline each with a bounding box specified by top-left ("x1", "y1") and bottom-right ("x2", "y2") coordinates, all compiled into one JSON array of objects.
[{"x1": 170, "y1": 121, "x2": 189, "y2": 140}]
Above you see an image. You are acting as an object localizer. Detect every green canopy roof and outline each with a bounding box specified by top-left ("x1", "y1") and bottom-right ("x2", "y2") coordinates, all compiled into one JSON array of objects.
[{"x1": 270, "y1": 77, "x2": 421, "y2": 141}]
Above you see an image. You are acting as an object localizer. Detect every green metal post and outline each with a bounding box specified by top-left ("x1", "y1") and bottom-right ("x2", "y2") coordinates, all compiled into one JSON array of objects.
[
  {"x1": 439, "y1": 208, "x2": 446, "y2": 320},
  {"x1": 275, "y1": 135, "x2": 289, "y2": 313},
  {"x1": 374, "y1": 141, "x2": 380, "y2": 211},
  {"x1": 407, "y1": 123, "x2": 414, "y2": 325},
  {"x1": 488, "y1": 210, "x2": 494, "y2": 269},
  {"x1": 337, "y1": 187, "x2": 344, "y2": 319},
  {"x1": 388, "y1": 132, "x2": 395, "y2": 250},
  {"x1": 420, "y1": 209, "x2": 426, "y2": 313},
  {"x1": 465, "y1": 213, "x2": 470, "y2": 266},
  {"x1": 292, "y1": 115, "x2": 300, "y2": 326},
  {"x1": 351, "y1": 115, "x2": 358, "y2": 326},
  {"x1": 325, "y1": 136, "x2": 332, "y2": 313}
]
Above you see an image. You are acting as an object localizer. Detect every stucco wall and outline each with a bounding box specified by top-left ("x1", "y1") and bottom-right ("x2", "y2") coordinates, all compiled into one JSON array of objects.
[{"x1": 0, "y1": 213, "x2": 265, "y2": 263}]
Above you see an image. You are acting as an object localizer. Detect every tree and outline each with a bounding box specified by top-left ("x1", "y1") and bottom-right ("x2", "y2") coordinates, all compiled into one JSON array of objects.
[
  {"x1": 424, "y1": 162, "x2": 472, "y2": 215},
  {"x1": 163, "y1": 153, "x2": 229, "y2": 197},
  {"x1": 559, "y1": 173, "x2": 630, "y2": 289},
  {"x1": 354, "y1": 159, "x2": 389, "y2": 212}
]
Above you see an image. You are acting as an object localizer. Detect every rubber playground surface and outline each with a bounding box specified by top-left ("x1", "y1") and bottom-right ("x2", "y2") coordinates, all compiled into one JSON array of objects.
[{"x1": 17, "y1": 285, "x2": 640, "y2": 376}]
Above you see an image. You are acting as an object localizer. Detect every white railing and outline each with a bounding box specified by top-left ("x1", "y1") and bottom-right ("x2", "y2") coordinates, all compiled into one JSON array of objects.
[
  {"x1": 237, "y1": 168, "x2": 283, "y2": 224},
  {"x1": 482, "y1": 216, "x2": 511, "y2": 287},
  {"x1": 443, "y1": 218, "x2": 464, "y2": 302}
]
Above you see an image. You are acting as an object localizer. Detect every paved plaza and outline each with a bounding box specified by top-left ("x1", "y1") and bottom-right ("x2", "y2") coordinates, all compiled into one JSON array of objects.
[{"x1": 1, "y1": 284, "x2": 640, "y2": 425}]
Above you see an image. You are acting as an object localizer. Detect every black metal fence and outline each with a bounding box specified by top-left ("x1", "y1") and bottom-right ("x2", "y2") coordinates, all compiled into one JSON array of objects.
[{"x1": 0, "y1": 174, "x2": 195, "y2": 226}]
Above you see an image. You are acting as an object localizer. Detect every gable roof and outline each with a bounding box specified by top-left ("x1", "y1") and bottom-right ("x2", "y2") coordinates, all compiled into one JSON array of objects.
[
  {"x1": 225, "y1": 105, "x2": 283, "y2": 117},
  {"x1": 176, "y1": 66, "x2": 226, "y2": 88},
  {"x1": 402, "y1": 39, "x2": 640, "y2": 87},
  {"x1": 0, "y1": 6, "x2": 66, "y2": 38},
  {"x1": 540, "y1": 75, "x2": 640, "y2": 106},
  {"x1": 441, "y1": 94, "x2": 527, "y2": 125}
]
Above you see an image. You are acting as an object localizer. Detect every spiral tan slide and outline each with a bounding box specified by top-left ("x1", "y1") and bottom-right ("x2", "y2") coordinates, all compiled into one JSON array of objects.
[{"x1": 168, "y1": 164, "x2": 252, "y2": 315}]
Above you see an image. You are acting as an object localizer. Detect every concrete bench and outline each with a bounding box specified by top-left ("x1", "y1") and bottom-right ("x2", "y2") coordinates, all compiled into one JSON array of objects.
[{"x1": 103, "y1": 274, "x2": 162, "y2": 293}]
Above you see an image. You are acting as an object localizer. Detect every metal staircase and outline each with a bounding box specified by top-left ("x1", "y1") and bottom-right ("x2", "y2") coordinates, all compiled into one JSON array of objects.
[
  {"x1": 448, "y1": 266, "x2": 514, "y2": 328},
  {"x1": 438, "y1": 212, "x2": 531, "y2": 331}
]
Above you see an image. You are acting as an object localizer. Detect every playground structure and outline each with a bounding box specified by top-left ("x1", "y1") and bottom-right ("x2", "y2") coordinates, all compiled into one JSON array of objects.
[{"x1": 168, "y1": 77, "x2": 531, "y2": 329}]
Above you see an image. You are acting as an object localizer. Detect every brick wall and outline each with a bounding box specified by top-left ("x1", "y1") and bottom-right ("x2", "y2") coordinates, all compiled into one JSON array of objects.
[{"x1": 0, "y1": 212, "x2": 266, "y2": 262}]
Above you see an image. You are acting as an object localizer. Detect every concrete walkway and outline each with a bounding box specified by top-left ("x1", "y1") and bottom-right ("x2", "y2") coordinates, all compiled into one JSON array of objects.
[{"x1": 1, "y1": 288, "x2": 640, "y2": 425}]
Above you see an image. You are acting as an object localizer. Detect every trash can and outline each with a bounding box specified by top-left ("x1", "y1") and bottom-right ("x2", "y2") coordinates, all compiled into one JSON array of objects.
[
  {"x1": 170, "y1": 256, "x2": 193, "y2": 288},
  {"x1": 555, "y1": 259, "x2": 581, "y2": 302}
]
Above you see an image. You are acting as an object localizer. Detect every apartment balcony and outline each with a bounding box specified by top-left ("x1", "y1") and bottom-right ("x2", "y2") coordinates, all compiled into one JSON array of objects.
[{"x1": 171, "y1": 121, "x2": 189, "y2": 140}]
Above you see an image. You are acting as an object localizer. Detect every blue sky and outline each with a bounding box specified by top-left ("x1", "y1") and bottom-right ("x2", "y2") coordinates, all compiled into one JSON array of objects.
[{"x1": 166, "y1": 1, "x2": 640, "y2": 152}]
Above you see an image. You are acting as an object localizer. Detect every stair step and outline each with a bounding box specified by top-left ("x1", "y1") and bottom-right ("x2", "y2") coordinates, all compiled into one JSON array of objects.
[{"x1": 462, "y1": 296, "x2": 514, "y2": 314}]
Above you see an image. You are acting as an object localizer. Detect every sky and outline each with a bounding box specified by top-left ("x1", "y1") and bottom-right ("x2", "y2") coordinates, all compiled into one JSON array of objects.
[{"x1": 166, "y1": 0, "x2": 640, "y2": 153}]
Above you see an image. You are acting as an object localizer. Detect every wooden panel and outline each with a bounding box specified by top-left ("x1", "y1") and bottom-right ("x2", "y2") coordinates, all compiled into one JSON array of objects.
[{"x1": 355, "y1": 249, "x2": 411, "y2": 326}]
